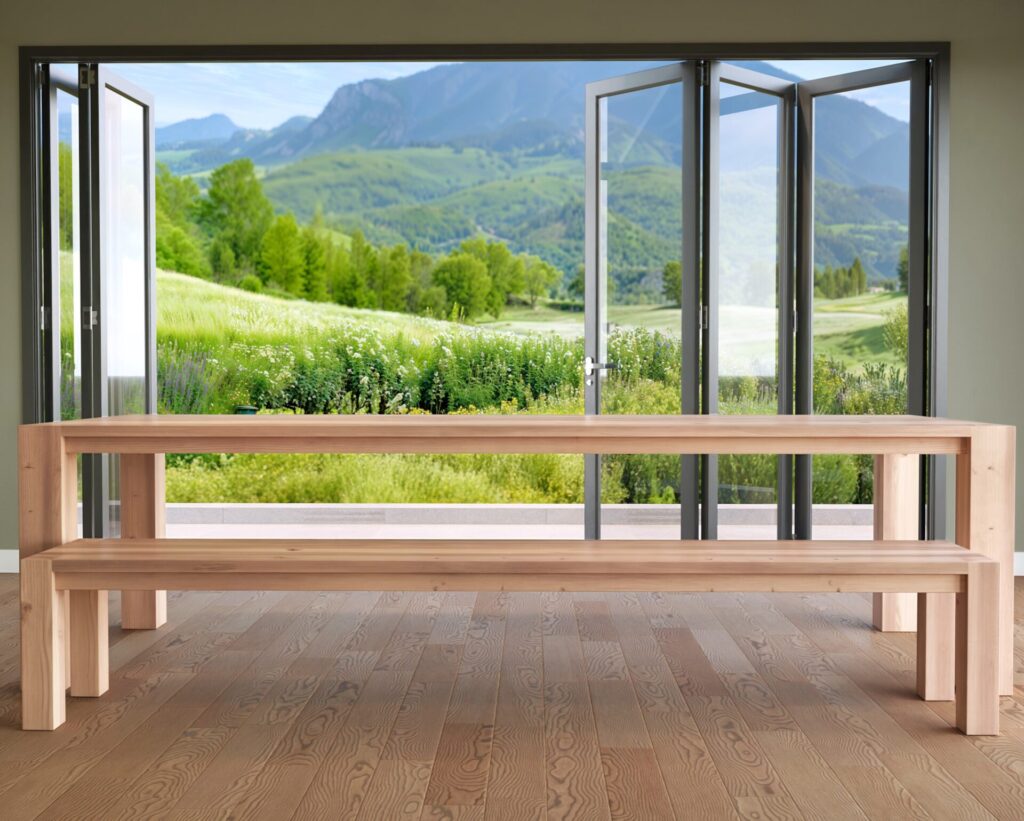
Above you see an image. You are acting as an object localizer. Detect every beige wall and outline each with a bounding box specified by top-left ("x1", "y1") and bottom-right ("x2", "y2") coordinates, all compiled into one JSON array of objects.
[{"x1": 2, "y1": 0, "x2": 1023, "y2": 554}]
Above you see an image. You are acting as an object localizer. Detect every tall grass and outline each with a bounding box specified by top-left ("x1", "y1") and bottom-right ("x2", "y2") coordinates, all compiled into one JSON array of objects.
[{"x1": 91, "y1": 270, "x2": 908, "y2": 505}]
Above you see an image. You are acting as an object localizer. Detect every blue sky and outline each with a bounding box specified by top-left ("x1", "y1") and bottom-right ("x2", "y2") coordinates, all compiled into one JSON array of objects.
[{"x1": 108, "y1": 60, "x2": 910, "y2": 130}]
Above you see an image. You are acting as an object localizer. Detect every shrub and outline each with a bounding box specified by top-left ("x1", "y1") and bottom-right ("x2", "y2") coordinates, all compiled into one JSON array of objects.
[{"x1": 239, "y1": 274, "x2": 263, "y2": 293}]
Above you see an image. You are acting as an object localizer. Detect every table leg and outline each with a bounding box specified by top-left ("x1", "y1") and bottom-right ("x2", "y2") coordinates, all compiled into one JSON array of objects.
[
  {"x1": 120, "y1": 453, "x2": 167, "y2": 629},
  {"x1": 872, "y1": 453, "x2": 920, "y2": 631},
  {"x1": 957, "y1": 426, "x2": 1015, "y2": 696},
  {"x1": 18, "y1": 426, "x2": 77, "y2": 717}
]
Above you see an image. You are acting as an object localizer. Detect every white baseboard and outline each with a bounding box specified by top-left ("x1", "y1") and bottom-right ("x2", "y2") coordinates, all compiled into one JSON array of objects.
[{"x1": 4, "y1": 547, "x2": 1024, "y2": 575}]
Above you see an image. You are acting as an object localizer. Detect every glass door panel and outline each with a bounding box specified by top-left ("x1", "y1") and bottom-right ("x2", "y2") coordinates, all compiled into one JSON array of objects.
[
  {"x1": 83, "y1": 66, "x2": 157, "y2": 537},
  {"x1": 796, "y1": 63, "x2": 925, "y2": 539},
  {"x1": 705, "y1": 64, "x2": 794, "y2": 539},
  {"x1": 583, "y1": 64, "x2": 698, "y2": 539}
]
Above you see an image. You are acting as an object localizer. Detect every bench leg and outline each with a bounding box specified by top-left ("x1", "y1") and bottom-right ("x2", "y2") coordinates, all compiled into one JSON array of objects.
[
  {"x1": 916, "y1": 593, "x2": 956, "y2": 701},
  {"x1": 873, "y1": 454, "x2": 919, "y2": 631},
  {"x1": 120, "y1": 454, "x2": 167, "y2": 630},
  {"x1": 69, "y1": 591, "x2": 109, "y2": 697},
  {"x1": 953, "y1": 563, "x2": 1000, "y2": 735},
  {"x1": 21, "y1": 558, "x2": 66, "y2": 730}
]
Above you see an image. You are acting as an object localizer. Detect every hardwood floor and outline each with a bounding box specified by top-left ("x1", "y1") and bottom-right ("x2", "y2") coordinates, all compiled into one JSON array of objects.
[{"x1": 1, "y1": 575, "x2": 1023, "y2": 820}]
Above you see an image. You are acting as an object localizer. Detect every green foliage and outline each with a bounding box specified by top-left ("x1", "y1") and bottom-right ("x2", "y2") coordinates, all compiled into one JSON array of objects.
[
  {"x1": 239, "y1": 274, "x2": 263, "y2": 293},
  {"x1": 260, "y1": 213, "x2": 306, "y2": 295},
  {"x1": 521, "y1": 256, "x2": 559, "y2": 308},
  {"x1": 378, "y1": 244, "x2": 413, "y2": 312},
  {"x1": 566, "y1": 265, "x2": 585, "y2": 301},
  {"x1": 209, "y1": 238, "x2": 236, "y2": 278},
  {"x1": 58, "y1": 143, "x2": 73, "y2": 251},
  {"x1": 432, "y1": 253, "x2": 491, "y2": 319},
  {"x1": 661, "y1": 260, "x2": 681, "y2": 307},
  {"x1": 167, "y1": 450, "x2": 585, "y2": 505},
  {"x1": 196, "y1": 159, "x2": 274, "y2": 272},
  {"x1": 155, "y1": 272, "x2": 909, "y2": 505},
  {"x1": 897, "y1": 245, "x2": 909, "y2": 292},
  {"x1": 155, "y1": 162, "x2": 210, "y2": 278},
  {"x1": 815, "y1": 256, "x2": 869, "y2": 299},
  {"x1": 156, "y1": 215, "x2": 210, "y2": 278},
  {"x1": 339, "y1": 230, "x2": 375, "y2": 308},
  {"x1": 301, "y1": 225, "x2": 329, "y2": 302},
  {"x1": 883, "y1": 302, "x2": 909, "y2": 365}
]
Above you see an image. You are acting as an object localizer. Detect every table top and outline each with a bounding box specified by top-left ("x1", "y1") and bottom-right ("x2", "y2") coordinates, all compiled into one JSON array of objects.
[{"x1": 24, "y1": 414, "x2": 1007, "y2": 455}]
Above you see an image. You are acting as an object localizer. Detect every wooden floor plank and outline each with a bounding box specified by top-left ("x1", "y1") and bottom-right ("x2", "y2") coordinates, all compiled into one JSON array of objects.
[{"x1": 1, "y1": 575, "x2": 1024, "y2": 819}]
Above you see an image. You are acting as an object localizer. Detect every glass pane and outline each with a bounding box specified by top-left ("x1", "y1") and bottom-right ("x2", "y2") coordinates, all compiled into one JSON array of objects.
[
  {"x1": 102, "y1": 85, "x2": 149, "y2": 536},
  {"x1": 56, "y1": 86, "x2": 82, "y2": 422},
  {"x1": 597, "y1": 82, "x2": 685, "y2": 538},
  {"x1": 811, "y1": 81, "x2": 910, "y2": 539},
  {"x1": 717, "y1": 82, "x2": 781, "y2": 539}
]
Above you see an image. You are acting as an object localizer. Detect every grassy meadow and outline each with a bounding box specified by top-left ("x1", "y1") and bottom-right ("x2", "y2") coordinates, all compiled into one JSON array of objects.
[{"x1": 61, "y1": 264, "x2": 907, "y2": 506}]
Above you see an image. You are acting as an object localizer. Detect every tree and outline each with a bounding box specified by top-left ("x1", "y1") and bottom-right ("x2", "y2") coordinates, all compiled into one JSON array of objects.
[
  {"x1": 460, "y1": 236, "x2": 525, "y2": 317},
  {"x1": 379, "y1": 244, "x2": 413, "y2": 312},
  {"x1": 521, "y1": 255, "x2": 560, "y2": 308},
  {"x1": 661, "y1": 260, "x2": 682, "y2": 306},
  {"x1": 897, "y1": 246, "x2": 909, "y2": 293},
  {"x1": 209, "y1": 238, "x2": 236, "y2": 278},
  {"x1": 567, "y1": 265, "x2": 585, "y2": 301},
  {"x1": 301, "y1": 225, "x2": 329, "y2": 302},
  {"x1": 260, "y1": 214, "x2": 305, "y2": 296},
  {"x1": 156, "y1": 162, "x2": 201, "y2": 226},
  {"x1": 341, "y1": 230, "x2": 376, "y2": 308},
  {"x1": 325, "y1": 239, "x2": 351, "y2": 304},
  {"x1": 883, "y1": 302, "x2": 909, "y2": 364},
  {"x1": 851, "y1": 257, "x2": 867, "y2": 295},
  {"x1": 156, "y1": 216, "x2": 210, "y2": 278},
  {"x1": 432, "y1": 253, "x2": 491, "y2": 319},
  {"x1": 196, "y1": 159, "x2": 273, "y2": 273},
  {"x1": 155, "y1": 163, "x2": 210, "y2": 278}
]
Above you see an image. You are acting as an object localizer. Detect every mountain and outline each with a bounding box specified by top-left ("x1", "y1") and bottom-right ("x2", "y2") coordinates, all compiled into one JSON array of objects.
[
  {"x1": 153, "y1": 61, "x2": 911, "y2": 285},
  {"x1": 180, "y1": 115, "x2": 314, "y2": 170},
  {"x1": 156, "y1": 60, "x2": 909, "y2": 194},
  {"x1": 156, "y1": 114, "x2": 240, "y2": 148}
]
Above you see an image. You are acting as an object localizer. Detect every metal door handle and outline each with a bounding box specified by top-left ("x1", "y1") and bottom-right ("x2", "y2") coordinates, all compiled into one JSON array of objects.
[{"x1": 583, "y1": 356, "x2": 619, "y2": 379}]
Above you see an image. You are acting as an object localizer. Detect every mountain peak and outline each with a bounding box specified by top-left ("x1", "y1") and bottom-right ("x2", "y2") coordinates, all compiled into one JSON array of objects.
[{"x1": 156, "y1": 113, "x2": 241, "y2": 148}]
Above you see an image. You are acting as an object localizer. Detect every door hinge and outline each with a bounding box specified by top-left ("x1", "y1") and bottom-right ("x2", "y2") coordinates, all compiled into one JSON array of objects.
[
  {"x1": 83, "y1": 306, "x2": 98, "y2": 330},
  {"x1": 39, "y1": 305, "x2": 49, "y2": 332},
  {"x1": 79, "y1": 66, "x2": 96, "y2": 89},
  {"x1": 700, "y1": 304, "x2": 709, "y2": 331},
  {"x1": 698, "y1": 62, "x2": 709, "y2": 87}
]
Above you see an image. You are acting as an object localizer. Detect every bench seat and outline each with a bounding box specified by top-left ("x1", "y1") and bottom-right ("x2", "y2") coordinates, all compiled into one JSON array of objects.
[{"x1": 20, "y1": 538, "x2": 999, "y2": 735}]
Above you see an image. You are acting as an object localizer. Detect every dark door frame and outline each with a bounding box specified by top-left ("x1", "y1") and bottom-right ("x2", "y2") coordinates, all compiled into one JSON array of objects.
[{"x1": 19, "y1": 42, "x2": 951, "y2": 539}]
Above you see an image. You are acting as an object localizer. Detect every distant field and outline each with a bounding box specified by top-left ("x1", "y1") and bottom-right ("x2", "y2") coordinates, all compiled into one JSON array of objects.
[{"x1": 481, "y1": 290, "x2": 907, "y2": 371}]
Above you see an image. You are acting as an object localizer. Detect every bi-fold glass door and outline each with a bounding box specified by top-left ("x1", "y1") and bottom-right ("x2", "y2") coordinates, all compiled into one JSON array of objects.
[
  {"x1": 582, "y1": 63, "x2": 700, "y2": 540},
  {"x1": 584, "y1": 59, "x2": 930, "y2": 540},
  {"x1": 40, "y1": 64, "x2": 157, "y2": 538}
]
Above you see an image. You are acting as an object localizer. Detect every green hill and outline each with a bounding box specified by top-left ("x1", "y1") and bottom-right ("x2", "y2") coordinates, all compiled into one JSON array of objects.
[{"x1": 261, "y1": 145, "x2": 908, "y2": 297}]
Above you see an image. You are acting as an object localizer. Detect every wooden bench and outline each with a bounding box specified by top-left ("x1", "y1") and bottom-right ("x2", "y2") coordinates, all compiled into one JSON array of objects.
[{"x1": 21, "y1": 538, "x2": 1000, "y2": 734}]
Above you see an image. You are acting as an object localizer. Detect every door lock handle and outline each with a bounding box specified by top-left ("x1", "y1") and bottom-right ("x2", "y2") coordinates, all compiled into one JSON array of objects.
[{"x1": 583, "y1": 356, "x2": 619, "y2": 378}]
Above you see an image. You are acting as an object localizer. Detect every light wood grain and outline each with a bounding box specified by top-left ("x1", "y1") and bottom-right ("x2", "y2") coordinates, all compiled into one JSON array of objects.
[
  {"x1": 955, "y1": 561, "x2": 1000, "y2": 735},
  {"x1": 119, "y1": 453, "x2": 167, "y2": 630},
  {"x1": 31, "y1": 414, "x2": 980, "y2": 456},
  {"x1": 19, "y1": 558, "x2": 65, "y2": 730},
  {"x1": 3, "y1": 577, "x2": 1024, "y2": 816},
  {"x1": 873, "y1": 453, "x2": 921, "y2": 631},
  {"x1": 957, "y1": 425, "x2": 1016, "y2": 696},
  {"x1": 68, "y1": 588, "x2": 108, "y2": 697}
]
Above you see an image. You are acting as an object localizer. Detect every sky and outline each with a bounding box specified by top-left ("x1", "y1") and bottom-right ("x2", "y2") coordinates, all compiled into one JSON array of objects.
[{"x1": 101, "y1": 59, "x2": 911, "y2": 130}]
